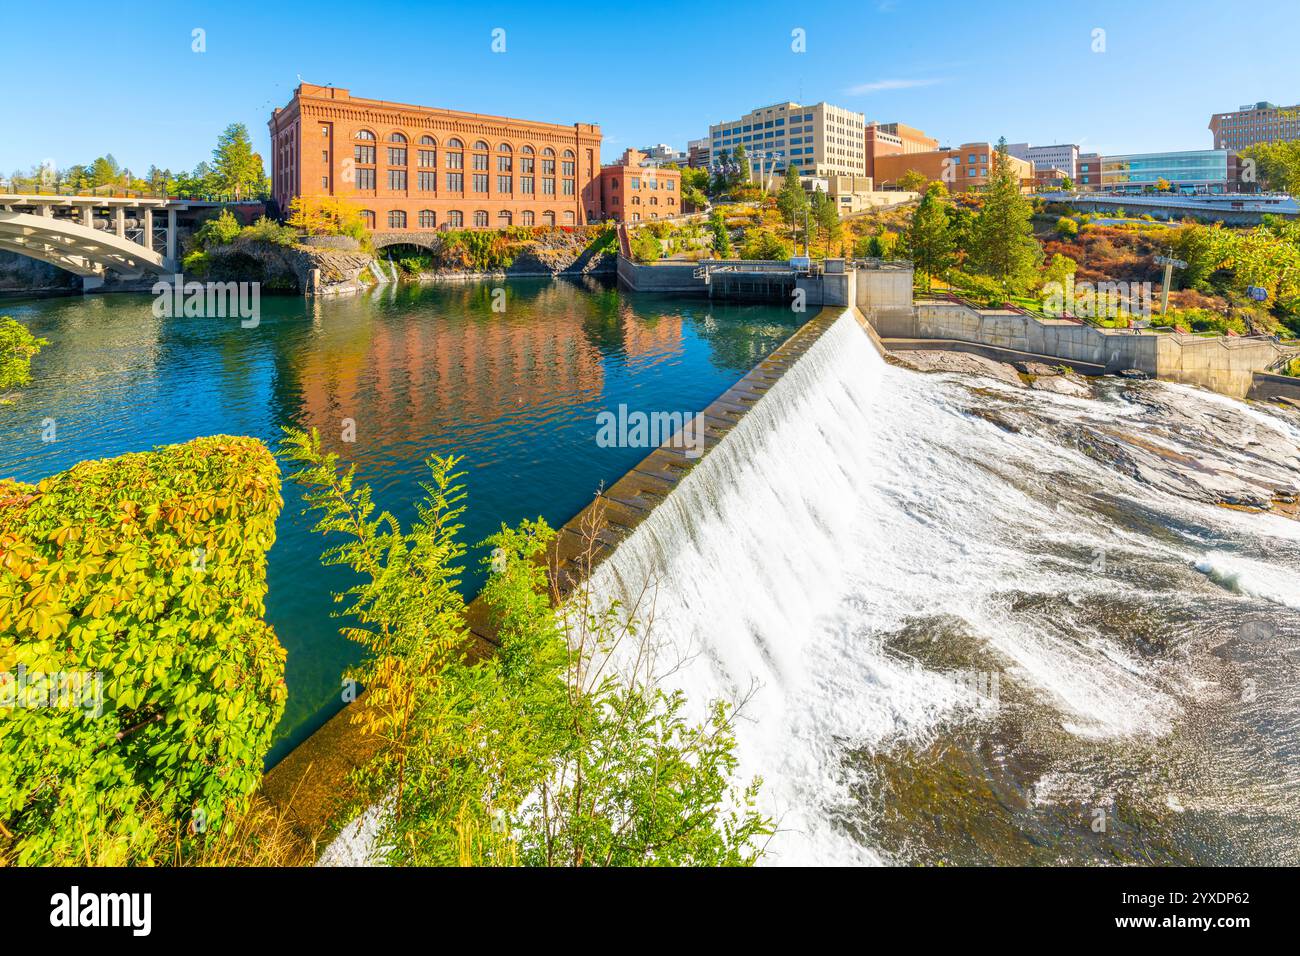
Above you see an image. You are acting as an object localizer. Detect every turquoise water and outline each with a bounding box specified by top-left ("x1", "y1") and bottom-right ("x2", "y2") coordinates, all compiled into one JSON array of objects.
[{"x1": 0, "y1": 279, "x2": 801, "y2": 763}]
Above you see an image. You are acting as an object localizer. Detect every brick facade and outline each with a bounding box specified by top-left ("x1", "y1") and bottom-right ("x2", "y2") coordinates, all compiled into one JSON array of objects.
[
  {"x1": 599, "y1": 149, "x2": 682, "y2": 222},
  {"x1": 269, "y1": 83, "x2": 602, "y2": 231}
]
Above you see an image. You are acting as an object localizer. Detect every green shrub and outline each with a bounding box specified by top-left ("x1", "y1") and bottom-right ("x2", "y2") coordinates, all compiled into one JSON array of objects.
[
  {"x1": 1056, "y1": 216, "x2": 1079, "y2": 238},
  {"x1": 630, "y1": 229, "x2": 663, "y2": 263},
  {"x1": 240, "y1": 216, "x2": 299, "y2": 247},
  {"x1": 442, "y1": 230, "x2": 516, "y2": 271},
  {"x1": 191, "y1": 209, "x2": 243, "y2": 250},
  {"x1": 0, "y1": 317, "x2": 48, "y2": 397},
  {"x1": 0, "y1": 436, "x2": 286, "y2": 864},
  {"x1": 739, "y1": 228, "x2": 791, "y2": 261},
  {"x1": 1286, "y1": 357, "x2": 1300, "y2": 377},
  {"x1": 280, "y1": 428, "x2": 772, "y2": 866},
  {"x1": 181, "y1": 248, "x2": 210, "y2": 277}
]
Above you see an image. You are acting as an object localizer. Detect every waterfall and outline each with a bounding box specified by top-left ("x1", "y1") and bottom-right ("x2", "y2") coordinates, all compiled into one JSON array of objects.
[{"x1": 582, "y1": 308, "x2": 1300, "y2": 865}]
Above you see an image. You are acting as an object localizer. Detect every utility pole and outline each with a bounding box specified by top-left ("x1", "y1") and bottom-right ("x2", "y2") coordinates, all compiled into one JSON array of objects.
[{"x1": 1153, "y1": 250, "x2": 1187, "y2": 314}]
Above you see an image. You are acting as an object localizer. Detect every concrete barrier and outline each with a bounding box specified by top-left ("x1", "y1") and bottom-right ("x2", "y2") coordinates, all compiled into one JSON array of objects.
[
  {"x1": 855, "y1": 260, "x2": 1295, "y2": 397},
  {"x1": 1249, "y1": 371, "x2": 1300, "y2": 404}
]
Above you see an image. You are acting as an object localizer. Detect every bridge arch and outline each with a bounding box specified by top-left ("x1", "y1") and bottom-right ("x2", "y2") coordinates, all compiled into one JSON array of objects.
[{"x1": 0, "y1": 211, "x2": 171, "y2": 278}]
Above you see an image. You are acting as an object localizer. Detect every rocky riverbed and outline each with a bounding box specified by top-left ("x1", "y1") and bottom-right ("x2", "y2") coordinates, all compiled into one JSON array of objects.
[{"x1": 890, "y1": 347, "x2": 1300, "y2": 522}]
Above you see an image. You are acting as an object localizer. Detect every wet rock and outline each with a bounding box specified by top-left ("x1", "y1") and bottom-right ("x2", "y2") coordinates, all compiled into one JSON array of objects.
[
  {"x1": 890, "y1": 350, "x2": 1024, "y2": 388},
  {"x1": 1030, "y1": 374, "x2": 1093, "y2": 398},
  {"x1": 1118, "y1": 369, "x2": 1151, "y2": 380}
]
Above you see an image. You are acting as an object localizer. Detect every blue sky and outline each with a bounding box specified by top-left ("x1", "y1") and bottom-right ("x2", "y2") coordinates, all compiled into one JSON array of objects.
[{"x1": 1, "y1": 0, "x2": 1293, "y2": 176}]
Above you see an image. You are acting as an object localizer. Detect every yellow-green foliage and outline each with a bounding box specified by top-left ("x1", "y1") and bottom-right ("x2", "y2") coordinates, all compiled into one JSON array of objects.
[{"x1": 0, "y1": 436, "x2": 286, "y2": 865}]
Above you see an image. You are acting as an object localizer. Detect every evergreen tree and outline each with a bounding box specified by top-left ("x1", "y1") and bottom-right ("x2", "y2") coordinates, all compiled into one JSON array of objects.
[
  {"x1": 971, "y1": 138, "x2": 1042, "y2": 293},
  {"x1": 213, "y1": 123, "x2": 264, "y2": 200},
  {"x1": 709, "y1": 209, "x2": 733, "y2": 257},
  {"x1": 776, "y1": 165, "x2": 808, "y2": 245},
  {"x1": 906, "y1": 182, "x2": 956, "y2": 290},
  {"x1": 812, "y1": 187, "x2": 841, "y2": 256}
]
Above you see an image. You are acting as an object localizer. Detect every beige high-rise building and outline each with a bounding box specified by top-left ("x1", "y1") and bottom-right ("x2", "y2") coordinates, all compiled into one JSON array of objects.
[{"x1": 706, "y1": 101, "x2": 866, "y2": 181}]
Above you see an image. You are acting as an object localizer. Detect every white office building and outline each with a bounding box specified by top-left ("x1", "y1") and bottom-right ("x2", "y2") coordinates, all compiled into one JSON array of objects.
[
  {"x1": 708, "y1": 101, "x2": 866, "y2": 181},
  {"x1": 1006, "y1": 142, "x2": 1080, "y2": 180}
]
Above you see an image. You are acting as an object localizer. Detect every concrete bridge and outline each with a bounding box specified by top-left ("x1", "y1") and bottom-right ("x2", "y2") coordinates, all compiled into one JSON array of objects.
[{"x1": 0, "y1": 195, "x2": 258, "y2": 289}]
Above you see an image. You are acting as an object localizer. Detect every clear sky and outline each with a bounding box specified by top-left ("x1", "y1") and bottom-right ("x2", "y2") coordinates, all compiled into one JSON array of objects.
[{"x1": 2, "y1": 0, "x2": 1293, "y2": 176}]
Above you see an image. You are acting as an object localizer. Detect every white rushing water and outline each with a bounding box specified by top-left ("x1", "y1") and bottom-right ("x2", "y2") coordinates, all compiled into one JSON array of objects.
[{"x1": 584, "y1": 309, "x2": 1300, "y2": 865}]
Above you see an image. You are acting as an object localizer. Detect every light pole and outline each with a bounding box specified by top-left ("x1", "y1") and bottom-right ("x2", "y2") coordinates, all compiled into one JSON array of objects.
[{"x1": 1153, "y1": 250, "x2": 1187, "y2": 315}]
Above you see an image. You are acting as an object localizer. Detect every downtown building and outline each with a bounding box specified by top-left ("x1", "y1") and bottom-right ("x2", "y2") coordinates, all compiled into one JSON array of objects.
[
  {"x1": 864, "y1": 121, "x2": 939, "y2": 178},
  {"x1": 599, "y1": 149, "x2": 682, "y2": 222},
  {"x1": 1209, "y1": 101, "x2": 1300, "y2": 150},
  {"x1": 873, "y1": 142, "x2": 1033, "y2": 192},
  {"x1": 706, "y1": 101, "x2": 867, "y2": 181},
  {"x1": 269, "y1": 83, "x2": 603, "y2": 231},
  {"x1": 1100, "y1": 149, "x2": 1241, "y2": 194},
  {"x1": 1005, "y1": 142, "x2": 1080, "y2": 180}
]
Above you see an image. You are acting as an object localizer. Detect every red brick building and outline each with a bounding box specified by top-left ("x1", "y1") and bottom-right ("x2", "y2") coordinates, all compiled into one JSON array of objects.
[
  {"x1": 269, "y1": 83, "x2": 603, "y2": 231},
  {"x1": 599, "y1": 149, "x2": 682, "y2": 222}
]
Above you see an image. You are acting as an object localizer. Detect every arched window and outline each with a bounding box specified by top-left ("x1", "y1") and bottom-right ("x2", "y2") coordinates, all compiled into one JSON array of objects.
[
  {"x1": 542, "y1": 210, "x2": 555, "y2": 227},
  {"x1": 498, "y1": 210, "x2": 512, "y2": 226},
  {"x1": 355, "y1": 129, "x2": 376, "y2": 141},
  {"x1": 541, "y1": 147, "x2": 556, "y2": 176},
  {"x1": 497, "y1": 143, "x2": 512, "y2": 152},
  {"x1": 447, "y1": 137, "x2": 463, "y2": 148},
  {"x1": 446, "y1": 138, "x2": 464, "y2": 172},
  {"x1": 389, "y1": 132, "x2": 407, "y2": 143},
  {"x1": 496, "y1": 142, "x2": 513, "y2": 172},
  {"x1": 542, "y1": 147, "x2": 555, "y2": 157},
  {"x1": 447, "y1": 210, "x2": 464, "y2": 228},
  {"x1": 360, "y1": 209, "x2": 376, "y2": 228},
  {"x1": 419, "y1": 209, "x2": 436, "y2": 229},
  {"x1": 520, "y1": 144, "x2": 535, "y2": 174},
  {"x1": 419, "y1": 135, "x2": 436, "y2": 145},
  {"x1": 562, "y1": 149, "x2": 575, "y2": 159},
  {"x1": 388, "y1": 210, "x2": 406, "y2": 229},
  {"x1": 471, "y1": 141, "x2": 489, "y2": 172},
  {"x1": 521, "y1": 210, "x2": 535, "y2": 226},
  {"x1": 473, "y1": 210, "x2": 489, "y2": 228}
]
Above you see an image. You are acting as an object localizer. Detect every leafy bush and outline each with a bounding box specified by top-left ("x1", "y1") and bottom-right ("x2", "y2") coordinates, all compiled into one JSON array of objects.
[
  {"x1": 0, "y1": 317, "x2": 48, "y2": 397},
  {"x1": 1285, "y1": 357, "x2": 1300, "y2": 378},
  {"x1": 191, "y1": 209, "x2": 243, "y2": 250},
  {"x1": 630, "y1": 229, "x2": 663, "y2": 263},
  {"x1": 441, "y1": 230, "x2": 516, "y2": 271},
  {"x1": 240, "y1": 216, "x2": 300, "y2": 247},
  {"x1": 287, "y1": 195, "x2": 368, "y2": 242},
  {"x1": 281, "y1": 428, "x2": 771, "y2": 866},
  {"x1": 739, "y1": 228, "x2": 791, "y2": 261},
  {"x1": 0, "y1": 436, "x2": 287, "y2": 864},
  {"x1": 181, "y1": 249, "x2": 210, "y2": 277},
  {"x1": 1056, "y1": 216, "x2": 1079, "y2": 238}
]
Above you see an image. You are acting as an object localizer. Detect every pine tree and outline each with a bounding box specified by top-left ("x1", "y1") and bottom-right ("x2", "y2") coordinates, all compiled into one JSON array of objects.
[
  {"x1": 906, "y1": 183, "x2": 956, "y2": 290},
  {"x1": 971, "y1": 138, "x2": 1042, "y2": 294},
  {"x1": 213, "y1": 123, "x2": 264, "y2": 201},
  {"x1": 813, "y1": 188, "x2": 841, "y2": 257},
  {"x1": 776, "y1": 165, "x2": 808, "y2": 246}
]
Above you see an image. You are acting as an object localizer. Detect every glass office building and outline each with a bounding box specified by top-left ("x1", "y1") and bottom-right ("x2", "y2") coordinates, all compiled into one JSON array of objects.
[{"x1": 1100, "y1": 149, "x2": 1233, "y2": 194}]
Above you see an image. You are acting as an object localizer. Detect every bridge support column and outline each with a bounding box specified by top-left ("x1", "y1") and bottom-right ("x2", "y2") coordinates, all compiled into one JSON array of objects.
[
  {"x1": 115, "y1": 206, "x2": 125, "y2": 238},
  {"x1": 82, "y1": 205, "x2": 93, "y2": 229},
  {"x1": 166, "y1": 208, "x2": 176, "y2": 261},
  {"x1": 142, "y1": 208, "x2": 153, "y2": 251}
]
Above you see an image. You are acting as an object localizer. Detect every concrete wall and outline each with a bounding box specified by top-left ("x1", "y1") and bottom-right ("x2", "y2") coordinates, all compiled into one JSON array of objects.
[
  {"x1": 876, "y1": 299, "x2": 1293, "y2": 397},
  {"x1": 616, "y1": 257, "x2": 704, "y2": 294},
  {"x1": 1248, "y1": 371, "x2": 1300, "y2": 404}
]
